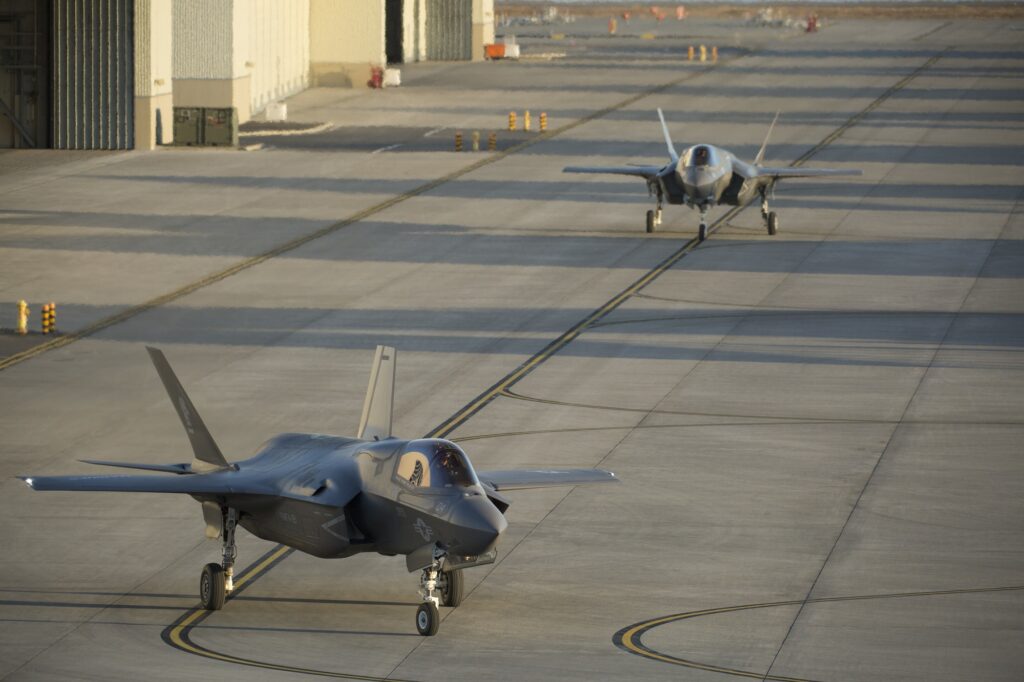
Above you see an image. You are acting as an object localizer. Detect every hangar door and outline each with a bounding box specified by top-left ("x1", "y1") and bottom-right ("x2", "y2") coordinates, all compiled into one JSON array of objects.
[
  {"x1": 52, "y1": 0, "x2": 134, "y2": 149},
  {"x1": 426, "y1": 0, "x2": 471, "y2": 61}
]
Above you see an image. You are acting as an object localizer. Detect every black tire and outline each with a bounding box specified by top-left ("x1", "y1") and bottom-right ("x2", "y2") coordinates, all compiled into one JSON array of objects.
[
  {"x1": 767, "y1": 212, "x2": 778, "y2": 236},
  {"x1": 439, "y1": 569, "x2": 464, "y2": 608},
  {"x1": 645, "y1": 210, "x2": 655, "y2": 233},
  {"x1": 698, "y1": 223, "x2": 707, "y2": 242},
  {"x1": 416, "y1": 602, "x2": 440, "y2": 636},
  {"x1": 200, "y1": 563, "x2": 225, "y2": 611}
]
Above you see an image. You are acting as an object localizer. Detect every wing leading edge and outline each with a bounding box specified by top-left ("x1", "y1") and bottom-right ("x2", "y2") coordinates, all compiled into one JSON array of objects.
[
  {"x1": 477, "y1": 468, "x2": 618, "y2": 491},
  {"x1": 563, "y1": 165, "x2": 663, "y2": 179}
]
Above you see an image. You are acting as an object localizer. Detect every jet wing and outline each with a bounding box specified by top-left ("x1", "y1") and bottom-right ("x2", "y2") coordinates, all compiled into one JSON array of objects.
[
  {"x1": 80, "y1": 459, "x2": 192, "y2": 474},
  {"x1": 563, "y1": 165, "x2": 663, "y2": 180},
  {"x1": 476, "y1": 468, "x2": 618, "y2": 491},
  {"x1": 756, "y1": 167, "x2": 863, "y2": 180},
  {"x1": 19, "y1": 472, "x2": 277, "y2": 496}
]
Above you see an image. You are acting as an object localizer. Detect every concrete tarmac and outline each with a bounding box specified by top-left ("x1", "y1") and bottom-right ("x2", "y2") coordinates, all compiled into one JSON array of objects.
[{"x1": 1, "y1": 14, "x2": 1022, "y2": 682}]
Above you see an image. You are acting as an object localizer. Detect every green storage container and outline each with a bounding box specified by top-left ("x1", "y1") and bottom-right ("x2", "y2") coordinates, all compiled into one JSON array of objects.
[
  {"x1": 203, "y1": 107, "x2": 238, "y2": 146},
  {"x1": 173, "y1": 107, "x2": 202, "y2": 145}
]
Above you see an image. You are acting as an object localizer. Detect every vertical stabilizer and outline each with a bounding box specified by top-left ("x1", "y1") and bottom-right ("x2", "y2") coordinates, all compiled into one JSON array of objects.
[
  {"x1": 357, "y1": 345, "x2": 396, "y2": 441},
  {"x1": 755, "y1": 111, "x2": 780, "y2": 166},
  {"x1": 146, "y1": 347, "x2": 232, "y2": 473},
  {"x1": 657, "y1": 108, "x2": 679, "y2": 163}
]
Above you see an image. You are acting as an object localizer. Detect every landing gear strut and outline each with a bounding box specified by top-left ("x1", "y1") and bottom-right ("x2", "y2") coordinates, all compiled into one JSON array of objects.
[
  {"x1": 761, "y1": 190, "x2": 778, "y2": 236},
  {"x1": 416, "y1": 548, "x2": 446, "y2": 636},
  {"x1": 200, "y1": 507, "x2": 237, "y2": 611},
  {"x1": 697, "y1": 205, "x2": 710, "y2": 242},
  {"x1": 645, "y1": 187, "x2": 664, "y2": 234}
]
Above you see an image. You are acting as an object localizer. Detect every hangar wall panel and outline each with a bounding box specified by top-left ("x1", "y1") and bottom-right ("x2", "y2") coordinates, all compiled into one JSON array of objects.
[
  {"x1": 134, "y1": 0, "x2": 173, "y2": 148},
  {"x1": 310, "y1": 0, "x2": 384, "y2": 87},
  {"x1": 172, "y1": 0, "x2": 232, "y2": 78},
  {"x1": 52, "y1": 0, "x2": 134, "y2": 149},
  {"x1": 426, "y1": 0, "x2": 471, "y2": 61},
  {"x1": 235, "y1": 0, "x2": 309, "y2": 115}
]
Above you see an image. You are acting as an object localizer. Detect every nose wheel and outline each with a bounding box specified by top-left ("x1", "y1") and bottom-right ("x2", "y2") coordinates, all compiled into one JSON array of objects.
[
  {"x1": 416, "y1": 602, "x2": 440, "y2": 636},
  {"x1": 416, "y1": 548, "x2": 451, "y2": 636},
  {"x1": 697, "y1": 206, "x2": 710, "y2": 242}
]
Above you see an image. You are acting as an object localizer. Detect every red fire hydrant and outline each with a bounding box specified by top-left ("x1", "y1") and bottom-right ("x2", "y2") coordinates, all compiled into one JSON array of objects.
[{"x1": 367, "y1": 66, "x2": 384, "y2": 89}]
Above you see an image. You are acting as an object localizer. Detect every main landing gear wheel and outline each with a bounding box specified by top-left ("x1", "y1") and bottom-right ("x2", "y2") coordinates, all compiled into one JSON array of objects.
[
  {"x1": 416, "y1": 602, "x2": 440, "y2": 636},
  {"x1": 645, "y1": 210, "x2": 655, "y2": 233},
  {"x1": 439, "y1": 568, "x2": 464, "y2": 608},
  {"x1": 767, "y1": 211, "x2": 778, "y2": 236},
  {"x1": 698, "y1": 223, "x2": 708, "y2": 242},
  {"x1": 200, "y1": 563, "x2": 225, "y2": 611}
]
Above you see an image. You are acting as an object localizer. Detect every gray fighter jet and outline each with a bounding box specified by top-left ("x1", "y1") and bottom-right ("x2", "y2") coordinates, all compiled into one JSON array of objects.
[
  {"x1": 19, "y1": 346, "x2": 617, "y2": 636},
  {"x1": 564, "y1": 110, "x2": 862, "y2": 240}
]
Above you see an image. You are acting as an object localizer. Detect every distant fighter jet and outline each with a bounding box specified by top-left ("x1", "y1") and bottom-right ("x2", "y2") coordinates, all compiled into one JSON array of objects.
[
  {"x1": 564, "y1": 110, "x2": 862, "y2": 240},
  {"x1": 20, "y1": 346, "x2": 617, "y2": 636}
]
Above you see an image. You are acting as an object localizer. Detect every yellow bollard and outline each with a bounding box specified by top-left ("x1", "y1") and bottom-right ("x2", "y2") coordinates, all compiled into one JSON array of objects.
[
  {"x1": 48, "y1": 302, "x2": 56, "y2": 333},
  {"x1": 687, "y1": 45, "x2": 694, "y2": 61},
  {"x1": 472, "y1": 130, "x2": 480, "y2": 151},
  {"x1": 609, "y1": 17, "x2": 617, "y2": 35},
  {"x1": 700, "y1": 44, "x2": 707, "y2": 62},
  {"x1": 539, "y1": 112, "x2": 547, "y2": 132},
  {"x1": 712, "y1": 46, "x2": 718, "y2": 62},
  {"x1": 454, "y1": 131, "x2": 463, "y2": 152},
  {"x1": 41, "y1": 303, "x2": 51, "y2": 334},
  {"x1": 488, "y1": 131, "x2": 497, "y2": 151},
  {"x1": 17, "y1": 299, "x2": 28, "y2": 335},
  {"x1": 508, "y1": 111, "x2": 517, "y2": 131},
  {"x1": 524, "y1": 110, "x2": 531, "y2": 132}
]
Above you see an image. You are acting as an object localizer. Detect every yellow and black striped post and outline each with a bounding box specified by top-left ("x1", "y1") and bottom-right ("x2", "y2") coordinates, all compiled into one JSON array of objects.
[
  {"x1": 471, "y1": 130, "x2": 480, "y2": 151},
  {"x1": 700, "y1": 44, "x2": 707, "y2": 62},
  {"x1": 539, "y1": 112, "x2": 547, "y2": 132},
  {"x1": 41, "y1": 303, "x2": 54, "y2": 334},
  {"x1": 712, "y1": 46, "x2": 718, "y2": 62},
  {"x1": 454, "y1": 131, "x2": 463, "y2": 152},
  {"x1": 49, "y1": 302, "x2": 56, "y2": 333},
  {"x1": 488, "y1": 132, "x2": 497, "y2": 151},
  {"x1": 687, "y1": 45, "x2": 694, "y2": 61},
  {"x1": 524, "y1": 110, "x2": 531, "y2": 132},
  {"x1": 508, "y1": 111, "x2": 516, "y2": 131}
]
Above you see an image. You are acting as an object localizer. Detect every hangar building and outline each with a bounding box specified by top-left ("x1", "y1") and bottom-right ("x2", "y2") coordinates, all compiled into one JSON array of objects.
[{"x1": 0, "y1": 0, "x2": 494, "y2": 150}]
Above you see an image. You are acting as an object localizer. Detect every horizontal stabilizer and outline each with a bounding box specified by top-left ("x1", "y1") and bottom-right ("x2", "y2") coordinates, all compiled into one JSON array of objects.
[
  {"x1": 80, "y1": 459, "x2": 192, "y2": 474},
  {"x1": 19, "y1": 473, "x2": 274, "y2": 496},
  {"x1": 477, "y1": 468, "x2": 618, "y2": 491}
]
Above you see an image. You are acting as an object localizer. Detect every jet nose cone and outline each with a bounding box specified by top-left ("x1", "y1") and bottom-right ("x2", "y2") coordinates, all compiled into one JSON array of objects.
[{"x1": 451, "y1": 496, "x2": 507, "y2": 556}]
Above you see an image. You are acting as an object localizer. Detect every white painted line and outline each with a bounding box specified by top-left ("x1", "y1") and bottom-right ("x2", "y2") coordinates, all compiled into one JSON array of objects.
[{"x1": 371, "y1": 144, "x2": 401, "y2": 155}]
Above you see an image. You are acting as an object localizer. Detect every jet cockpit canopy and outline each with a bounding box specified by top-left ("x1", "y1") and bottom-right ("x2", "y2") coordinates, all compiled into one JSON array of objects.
[
  {"x1": 685, "y1": 145, "x2": 717, "y2": 168},
  {"x1": 395, "y1": 439, "x2": 478, "y2": 491}
]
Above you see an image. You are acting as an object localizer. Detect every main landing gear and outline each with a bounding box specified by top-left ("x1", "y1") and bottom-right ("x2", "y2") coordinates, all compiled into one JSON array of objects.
[
  {"x1": 645, "y1": 184, "x2": 664, "y2": 234},
  {"x1": 761, "y1": 191, "x2": 778, "y2": 236},
  {"x1": 416, "y1": 549, "x2": 465, "y2": 636},
  {"x1": 200, "y1": 507, "x2": 237, "y2": 611}
]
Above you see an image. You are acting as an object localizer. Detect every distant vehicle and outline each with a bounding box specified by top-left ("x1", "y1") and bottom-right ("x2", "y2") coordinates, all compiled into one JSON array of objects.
[
  {"x1": 20, "y1": 346, "x2": 617, "y2": 636},
  {"x1": 564, "y1": 109, "x2": 862, "y2": 240}
]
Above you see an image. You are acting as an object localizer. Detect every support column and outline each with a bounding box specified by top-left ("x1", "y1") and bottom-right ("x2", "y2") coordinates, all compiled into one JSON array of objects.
[{"x1": 134, "y1": 0, "x2": 173, "y2": 149}]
